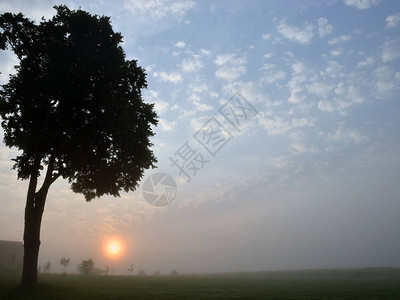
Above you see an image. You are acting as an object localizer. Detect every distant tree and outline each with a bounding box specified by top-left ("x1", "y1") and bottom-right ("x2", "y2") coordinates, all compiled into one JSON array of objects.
[
  {"x1": 171, "y1": 270, "x2": 179, "y2": 276},
  {"x1": 127, "y1": 263, "x2": 134, "y2": 274},
  {"x1": 43, "y1": 261, "x2": 51, "y2": 273},
  {"x1": 0, "y1": 5, "x2": 157, "y2": 287},
  {"x1": 60, "y1": 257, "x2": 70, "y2": 276},
  {"x1": 153, "y1": 271, "x2": 160, "y2": 276},
  {"x1": 138, "y1": 269, "x2": 147, "y2": 276},
  {"x1": 78, "y1": 259, "x2": 94, "y2": 275}
]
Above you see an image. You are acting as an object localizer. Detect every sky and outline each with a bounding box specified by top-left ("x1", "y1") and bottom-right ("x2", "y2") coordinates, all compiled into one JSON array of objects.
[{"x1": 1, "y1": 0, "x2": 400, "y2": 275}]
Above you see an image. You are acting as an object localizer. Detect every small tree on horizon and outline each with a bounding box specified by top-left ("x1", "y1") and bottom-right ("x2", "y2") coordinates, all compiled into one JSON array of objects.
[
  {"x1": 60, "y1": 257, "x2": 70, "y2": 276},
  {"x1": 43, "y1": 261, "x2": 51, "y2": 273},
  {"x1": 78, "y1": 259, "x2": 94, "y2": 275},
  {"x1": 0, "y1": 5, "x2": 157, "y2": 287},
  {"x1": 127, "y1": 263, "x2": 134, "y2": 275}
]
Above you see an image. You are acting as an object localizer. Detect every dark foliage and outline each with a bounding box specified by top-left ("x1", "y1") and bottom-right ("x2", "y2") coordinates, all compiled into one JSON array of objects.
[{"x1": 0, "y1": 5, "x2": 158, "y2": 200}]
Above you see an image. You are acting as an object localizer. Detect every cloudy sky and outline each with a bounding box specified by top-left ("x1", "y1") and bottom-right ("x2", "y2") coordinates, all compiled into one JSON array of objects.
[{"x1": 1, "y1": 0, "x2": 400, "y2": 274}]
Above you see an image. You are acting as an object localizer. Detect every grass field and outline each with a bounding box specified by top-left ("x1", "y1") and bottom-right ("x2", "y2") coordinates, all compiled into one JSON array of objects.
[{"x1": 1, "y1": 268, "x2": 400, "y2": 299}]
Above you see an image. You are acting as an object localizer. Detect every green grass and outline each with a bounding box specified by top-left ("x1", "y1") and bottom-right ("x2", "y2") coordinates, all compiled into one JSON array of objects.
[{"x1": 1, "y1": 269, "x2": 400, "y2": 299}]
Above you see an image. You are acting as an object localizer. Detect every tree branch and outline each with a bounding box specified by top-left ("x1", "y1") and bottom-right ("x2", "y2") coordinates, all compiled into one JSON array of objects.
[
  {"x1": 36, "y1": 154, "x2": 59, "y2": 196},
  {"x1": 26, "y1": 155, "x2": 41, "y2": 209}
]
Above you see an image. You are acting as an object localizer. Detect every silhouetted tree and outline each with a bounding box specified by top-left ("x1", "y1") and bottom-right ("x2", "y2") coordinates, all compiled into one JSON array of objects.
[
  {"x1": 43, "y1": 261, "x2": 51, "y2": 273},
  {"x1": 78, "y1": 259, "x2": 94, "y2": 275},
  {"x1": 60, "y1": 257, "x2": 70, "y2": 276},
  {"x1": 127, "y1": 263, "x2": 134, "y2": 274},
  {"x1": 138, "y1": 269, "x2": 147, "y2": 276},
  {"x1": 0, "y1": 6, "x2": 157, "y2": 287}
]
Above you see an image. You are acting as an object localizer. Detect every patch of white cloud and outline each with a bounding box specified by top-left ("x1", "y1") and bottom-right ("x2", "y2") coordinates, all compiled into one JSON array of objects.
[
  {"x1": 259, "y1": 63, "x2": 275, "y2": 71},
  {"x1": 224, "y1": 81, "x2": 269, "y2": 107},
  {"x1": 320, "y1": 126, "x2": 368, "y2": 144},
  {"x1": 347, "y1": 85, "x2": 364, "y2": 104},
  {"x1": 292, "y1": 61, "x2": 306, "y2": 74},
  {"x1": 189, "y1": 94, "x2": 213, "y2": 112},
  {"x1": 215, "y1": 54, "x2": 236, "y2": 66},
  {"x1": 318, "y1": 100, "x2": 335, "y2": 112},
  {"x1": 216, "y1": 66, "x2": 246, "y2": 81},
  {"x1": 124, "y1": 0, "x2": 195, "y2": 20},
  {"x1": 154, "y1": 100, "x2": 170, "y2": 113},
  {"x1": 277, "y1": 22, "x2": 315, "y2": 45},
  {"x1": 373, "y1": 66, "x2": 399, "y2": 96},
  {"x1": 199, "y1": 49, "x2": 211, "y2": 56},
  {"x1": 382, "y1": 38, "x2": 400, "y2": 63},
  {"x1": 0, "y1": 0, "x2": 57, "y2": 21},
  {"x1": 262, "y1": 68, "x2": 286, "y2": 84},
  {"x1": 193, "y1": 102, "x2": 213, "y2": 111},
  {"x1": 343, "y1": 0, "x2": 380, "y2": 10},
  {"x1": 334, "y1": 97, "x2": 352, "y2": 111},
  {"x1": 318, "y1": 18, "x2": 333, "y2": 37},
  {"x1": 323, "y1": 61, "x2": 345, "y2": 78},
  {"x1": 289, "y1": 143, "x2": 318, "y2": 155},
  {"x1": 386, "y1": 12, "x2": 400, "y2": 28},
  {"x1": 319, "y1": 78, "x2": 367, "y2": 113},
  {"x1": 329, "y1": 48, "x2": 343, "y2": 56},
  {"x1": 328, "y1": 34, "x2": 352, "y2": 45},
  {"x1": 273, "y1": 155, "x2": 292, "y2": 169},
  {"x1": 292, "y1": 118, "x2": 315, "y2": 128},
  {"x1": 357, "y1": 56, "x2": 375, "y2": 68},
  {"x1": 190, "y1": 115, "x2": 212, "y2": 132},
  {"x1": 159, "y1": 119, "x2": 177, "y2": 131},
  {"x1": 181, "y1": 55, "x2": 203, "y2": 72},
  {"x1": 153, "y1": 71, "x2": 183, "y2": 84},
  {"x1": 214, "y1": 53, "x2": 247, "y2": 81},
  {"x1": 210, "y1": 91, "x2": 219, "y2": 98},
  {"x1": 0, "y1": 50, "x2": 18, "y2": 85},
  {"x1": 191, "y1": 84, "x2": 208, "y2": 94},
  {"x1": 308, "y1": 81, "x2": 334, "y2": 97},
  {"x1": 143, "y1": 90, "x2": 172, "y2": 114},
  {"x1": 259, "y1": 116, "x2": 291, "y2": 135},
  {"x1": 262, "y1": 34, "x2": 271, "y2": 40},
  {"x1": 287, "y1": 62, "x2": 308, "y2": 103},
  {"x1": 335, "y1": 82, "x2": 346, "y2": 95},
  {"x1": 174, "y1": 41, "x2": 186, "y2": 48},
  {"x1": 263, "y1": 53, "x2": 274, "y2": 59}
]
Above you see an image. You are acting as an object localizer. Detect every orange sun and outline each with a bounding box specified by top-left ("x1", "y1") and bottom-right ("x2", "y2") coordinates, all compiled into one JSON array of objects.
[{"x1": 103, "y1": 237, "x2": 126, "y2": 260}]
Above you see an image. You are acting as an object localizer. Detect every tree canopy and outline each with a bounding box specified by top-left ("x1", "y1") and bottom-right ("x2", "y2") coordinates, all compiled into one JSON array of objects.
[
  {"x1": 0, "y1": 5, "x2": 158, "y2": 200},
  {"x1": 78, "y1": 259, "x2": 94, "y2": 275}
]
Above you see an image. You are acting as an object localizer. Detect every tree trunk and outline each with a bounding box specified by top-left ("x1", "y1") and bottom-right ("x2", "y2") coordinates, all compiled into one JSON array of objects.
[
  {"x1": 20, "y1": 156, "x2": 58, "y2": 288},
  {"x1": 21, "y1": 183, "x2": 48, "y2": 287}
]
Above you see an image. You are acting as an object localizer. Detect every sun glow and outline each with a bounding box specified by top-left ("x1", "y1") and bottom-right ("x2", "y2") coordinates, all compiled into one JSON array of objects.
[{"x1": 103, "y1": 237, "x2": 126, "y2": 260}]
